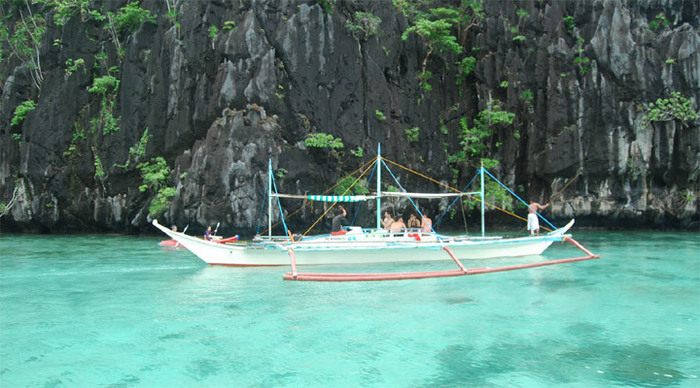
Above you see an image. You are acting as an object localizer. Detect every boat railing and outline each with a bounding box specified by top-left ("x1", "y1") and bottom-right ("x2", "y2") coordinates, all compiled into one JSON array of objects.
[{"x1": 350, "y1": 227, "x2": 443, "y2": 241}]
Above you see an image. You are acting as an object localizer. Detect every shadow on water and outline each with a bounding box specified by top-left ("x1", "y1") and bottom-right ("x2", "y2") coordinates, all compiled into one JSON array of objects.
[
  {"x1": 560, "y1": 342, "x2": 687, "y2": 386},
  {"x1": 420, "y1": 338, "x2": 689, "y2": 387},
  {"x1": 443, "y1": 296, "x2": 476, "y2": 305}
]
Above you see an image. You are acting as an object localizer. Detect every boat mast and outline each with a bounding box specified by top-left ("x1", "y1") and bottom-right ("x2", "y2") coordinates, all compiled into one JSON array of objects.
[
  {"x1": 376, "y1": 143, "x2": 382, "y2": 229},
  {"x1": 268, "y1": 158, "x2": 272, "y2": 238},
  {"x1": 480, "y1": 160, "x2": 485, "y2": 237}
]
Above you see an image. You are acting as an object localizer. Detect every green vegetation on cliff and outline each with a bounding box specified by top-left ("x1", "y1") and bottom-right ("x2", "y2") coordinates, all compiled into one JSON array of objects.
[
  {"x1": 643, "y1": 92, "x2": 698, "y2": 128},
  {"x1": 137, "y1": 157, "x2": 176, "y2": 219}
]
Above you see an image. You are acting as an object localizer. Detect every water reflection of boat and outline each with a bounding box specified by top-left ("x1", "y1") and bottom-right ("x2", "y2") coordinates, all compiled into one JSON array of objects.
[{"x1": 158, "y1": 239, "x2": 184, "y2": 248}]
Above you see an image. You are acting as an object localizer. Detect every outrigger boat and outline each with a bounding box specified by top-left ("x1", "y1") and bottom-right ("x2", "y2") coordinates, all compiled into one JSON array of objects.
[{"x1": 154, "y1": 145, "x2": 598, "y2": 281}]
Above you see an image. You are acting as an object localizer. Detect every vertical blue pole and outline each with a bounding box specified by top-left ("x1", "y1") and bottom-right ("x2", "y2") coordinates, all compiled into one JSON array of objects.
[
  {"x1": 480, "y1": 161, "x2": 485, "y2": 237},
  {"x1": 268, "y1": 158, "x2": 272, "y2": 238},
  {"x1": 376, "y1": 143, "x2": 382, "y2": 229}
]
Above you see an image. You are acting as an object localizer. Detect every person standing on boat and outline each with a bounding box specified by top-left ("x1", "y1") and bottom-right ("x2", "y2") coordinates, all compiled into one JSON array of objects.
[
  {"x1": 331, "y1": 205, "x2": 347, "y2": 233},
  {"x1": 407, "y1": 213, "x2": 420, "y2": 229},
  {"x1": 527, "y1": 201, "x2": 550, "y2": 236},
  {"x1": 421, "y1": 214, "x2": 433, "y2": 233},
  {"x1": 381, "y1": 211, "x2": 394, "y2": 229}
]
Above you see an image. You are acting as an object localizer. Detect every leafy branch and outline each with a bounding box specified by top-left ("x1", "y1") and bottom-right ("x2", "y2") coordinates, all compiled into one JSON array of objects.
[
  {"x1": 305, "y1": 133, "x2": 344, "y2": 149},
  {"x1": 105, "y1": 1, "x2": 156, "y2": 59},
  {"x1": 643, "y1": 92, "x2": 698, "y2": 128},
  {"x1": 395, "y1": 0, "x2": 483, "y2": 90},
  {"x1": 452, "y1": 98, "x2": 515, "y2": 168},
  {"x1": 11, "y1": 99, "x2": 36, "y2": 126},
  {"x1": 164, "y1": 0, "x2": 180, "y2": 38},
  {"x1": 345, "y1": 12, "x2": 381, "y2": 42},
  {"x1": 333, "y1": 176, "x2": 369, "y2": 196},
  {"x1": 0, "y1": 1, "x2": 46, "y2": 89},
  {"x1": 115, "y1": 128, "x2": 150, "y2": 169},
  {"x1": 401, "y1": 13, "x2": 461, "y2": 87},
  {"x1": 137, "y1": 157, "x2": 176, "y2": 218},
  {"x1": 88, "y1": 75, "x2": 121, "y2": 135}
]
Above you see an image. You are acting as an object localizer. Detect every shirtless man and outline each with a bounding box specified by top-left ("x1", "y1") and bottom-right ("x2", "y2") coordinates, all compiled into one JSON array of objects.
[
  {"x1": 527, "y1": 201, "x2": 550, "y2": 236},
  {"x1": 389, "y1": 217, "x2": 406, "y2": 233}
]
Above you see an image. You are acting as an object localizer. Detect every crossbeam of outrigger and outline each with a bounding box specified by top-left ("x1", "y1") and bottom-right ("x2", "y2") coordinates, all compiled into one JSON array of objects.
[{"x1": 283, "y1": 237, "x2": 600, "y2": 282}]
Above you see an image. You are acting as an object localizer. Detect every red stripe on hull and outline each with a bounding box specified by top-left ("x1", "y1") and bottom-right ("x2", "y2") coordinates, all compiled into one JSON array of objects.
[{"x1": 209, "y1": 263, "x2": 287, "y2": 267}]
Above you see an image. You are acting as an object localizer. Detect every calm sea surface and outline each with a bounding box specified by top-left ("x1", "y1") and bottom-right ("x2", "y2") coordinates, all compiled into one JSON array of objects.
[{"x1": 0, "y1": 230, "x2": 698, "y2": 387}]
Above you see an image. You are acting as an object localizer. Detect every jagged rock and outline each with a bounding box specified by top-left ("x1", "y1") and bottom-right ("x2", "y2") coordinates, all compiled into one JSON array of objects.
[{"x1": 0, "y1": 0, "x2": 697, "y2": 234}]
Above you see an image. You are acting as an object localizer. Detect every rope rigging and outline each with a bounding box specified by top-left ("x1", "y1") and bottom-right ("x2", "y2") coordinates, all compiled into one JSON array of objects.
[
  {"x1": 259, "y1": 154, "x2": 579, "y2": 236},
  {"x1": 260, "y1": 157, "x2": 378, "y2": 236}
]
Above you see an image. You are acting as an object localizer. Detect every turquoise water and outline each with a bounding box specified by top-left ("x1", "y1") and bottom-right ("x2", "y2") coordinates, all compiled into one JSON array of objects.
[{"x1": 0, "y1": 231, "x2": 698, "y2": 387}]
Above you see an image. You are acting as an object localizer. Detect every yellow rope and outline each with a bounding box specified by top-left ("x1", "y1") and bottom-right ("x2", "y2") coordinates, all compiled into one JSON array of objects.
[
  {"x1": 263, "y1": 157, "x2": 378, "y2": 236},
  {"x1": 318, "y1": 156, "x2": 378, "y2": 197},
  {"x1": 383, "y1": 158, "x2": 463, "y2": 194},
  {"x1": 267, "y1": 156, "x2": 575, "y2": 236},
  {"x1": 547, "y1": 172, "x2": 581, "y2": 205},
  {"x1": 302, "y1": 157, "x2": 377, "y2": 236},
  {"x1": 383, "y1": 157, "x2": 533, "y2": 226}
]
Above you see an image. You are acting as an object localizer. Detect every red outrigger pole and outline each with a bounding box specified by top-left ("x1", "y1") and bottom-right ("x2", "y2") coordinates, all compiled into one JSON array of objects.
[{"x1": 282, "y1": 237, "x2": 599, "y2": 282}]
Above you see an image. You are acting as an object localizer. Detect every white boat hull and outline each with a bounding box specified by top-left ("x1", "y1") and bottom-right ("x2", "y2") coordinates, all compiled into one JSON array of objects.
[{"x1": 153, "y1": 219, "x2": 575, "y2": 266}]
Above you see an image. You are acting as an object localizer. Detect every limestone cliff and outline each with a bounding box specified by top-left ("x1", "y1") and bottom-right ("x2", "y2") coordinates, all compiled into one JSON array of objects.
[{"x1": 1, "y1": 0, "x2": 698, "y2": 234}]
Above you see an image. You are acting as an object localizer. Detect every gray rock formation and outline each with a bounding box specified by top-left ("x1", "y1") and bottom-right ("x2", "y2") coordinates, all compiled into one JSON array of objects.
[{"x1": 1, "y1": 0, "x2": 698, "y2": 234}]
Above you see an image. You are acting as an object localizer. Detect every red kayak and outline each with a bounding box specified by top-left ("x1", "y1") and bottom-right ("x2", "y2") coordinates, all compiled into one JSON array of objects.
[
  {"x1": 216, "y1": 235, "x2": 239, "y2": 244},
  {"x1": 158, "y1": 239, "x2": 185, "y2": 248}
]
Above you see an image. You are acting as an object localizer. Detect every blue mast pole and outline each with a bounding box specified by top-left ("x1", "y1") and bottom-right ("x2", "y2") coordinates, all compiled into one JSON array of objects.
[
  {"x1": 376, "y1": 143, "x2": 382, "y2": 229},
  {"x1": 480, "y1": 161, "x2": 485, "y2": 237},
  {"x1": 268, "y1": 158, "x2": 272, "y2": 238}
]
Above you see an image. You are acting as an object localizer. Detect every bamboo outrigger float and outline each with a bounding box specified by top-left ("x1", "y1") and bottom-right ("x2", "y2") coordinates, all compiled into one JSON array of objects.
[
  {"x1": 153, "y1": 144, "x2": 599, "y2": 281},
  {"x1": 283, "y1": 237, "x2": 599, "y2": 281}
]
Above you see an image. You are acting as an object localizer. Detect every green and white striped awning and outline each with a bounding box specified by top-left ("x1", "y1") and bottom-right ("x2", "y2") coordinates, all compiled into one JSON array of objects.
[
  {"x1": 271, "y1": 193, "x2": 376, "y2": 202},
  {"x1": 306, "y1": 195, "x2": 370, "y2": 202}
]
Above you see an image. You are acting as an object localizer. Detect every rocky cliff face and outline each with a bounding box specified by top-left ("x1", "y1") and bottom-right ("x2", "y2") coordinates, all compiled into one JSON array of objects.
[{"x1": 1, "y1": 0, "x2": 698, "y2": 234}]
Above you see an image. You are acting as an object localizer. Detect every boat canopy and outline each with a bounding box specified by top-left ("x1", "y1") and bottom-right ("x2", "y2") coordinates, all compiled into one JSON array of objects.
[
  {"x1": 273, "y1": 193, "x2": 469, "y2": 201},
  {"x1": 272, "y1": 194, "x2": 375, "y2": 202},
  {"x1": 306, "y1": 195, "x2": 372, "y2": 202},
  {"x1": 382, "y1": 192, "x2": 475, "y2": 199}
]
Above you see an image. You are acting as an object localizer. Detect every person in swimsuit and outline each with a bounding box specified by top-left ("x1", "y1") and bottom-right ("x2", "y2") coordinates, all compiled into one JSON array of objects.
[
  {"x1": 381, "y1": 211, "x2": 394, "y2": 229},
  {"x1": 421, "y1": 214, "x2": 432, "y2": 233}
]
